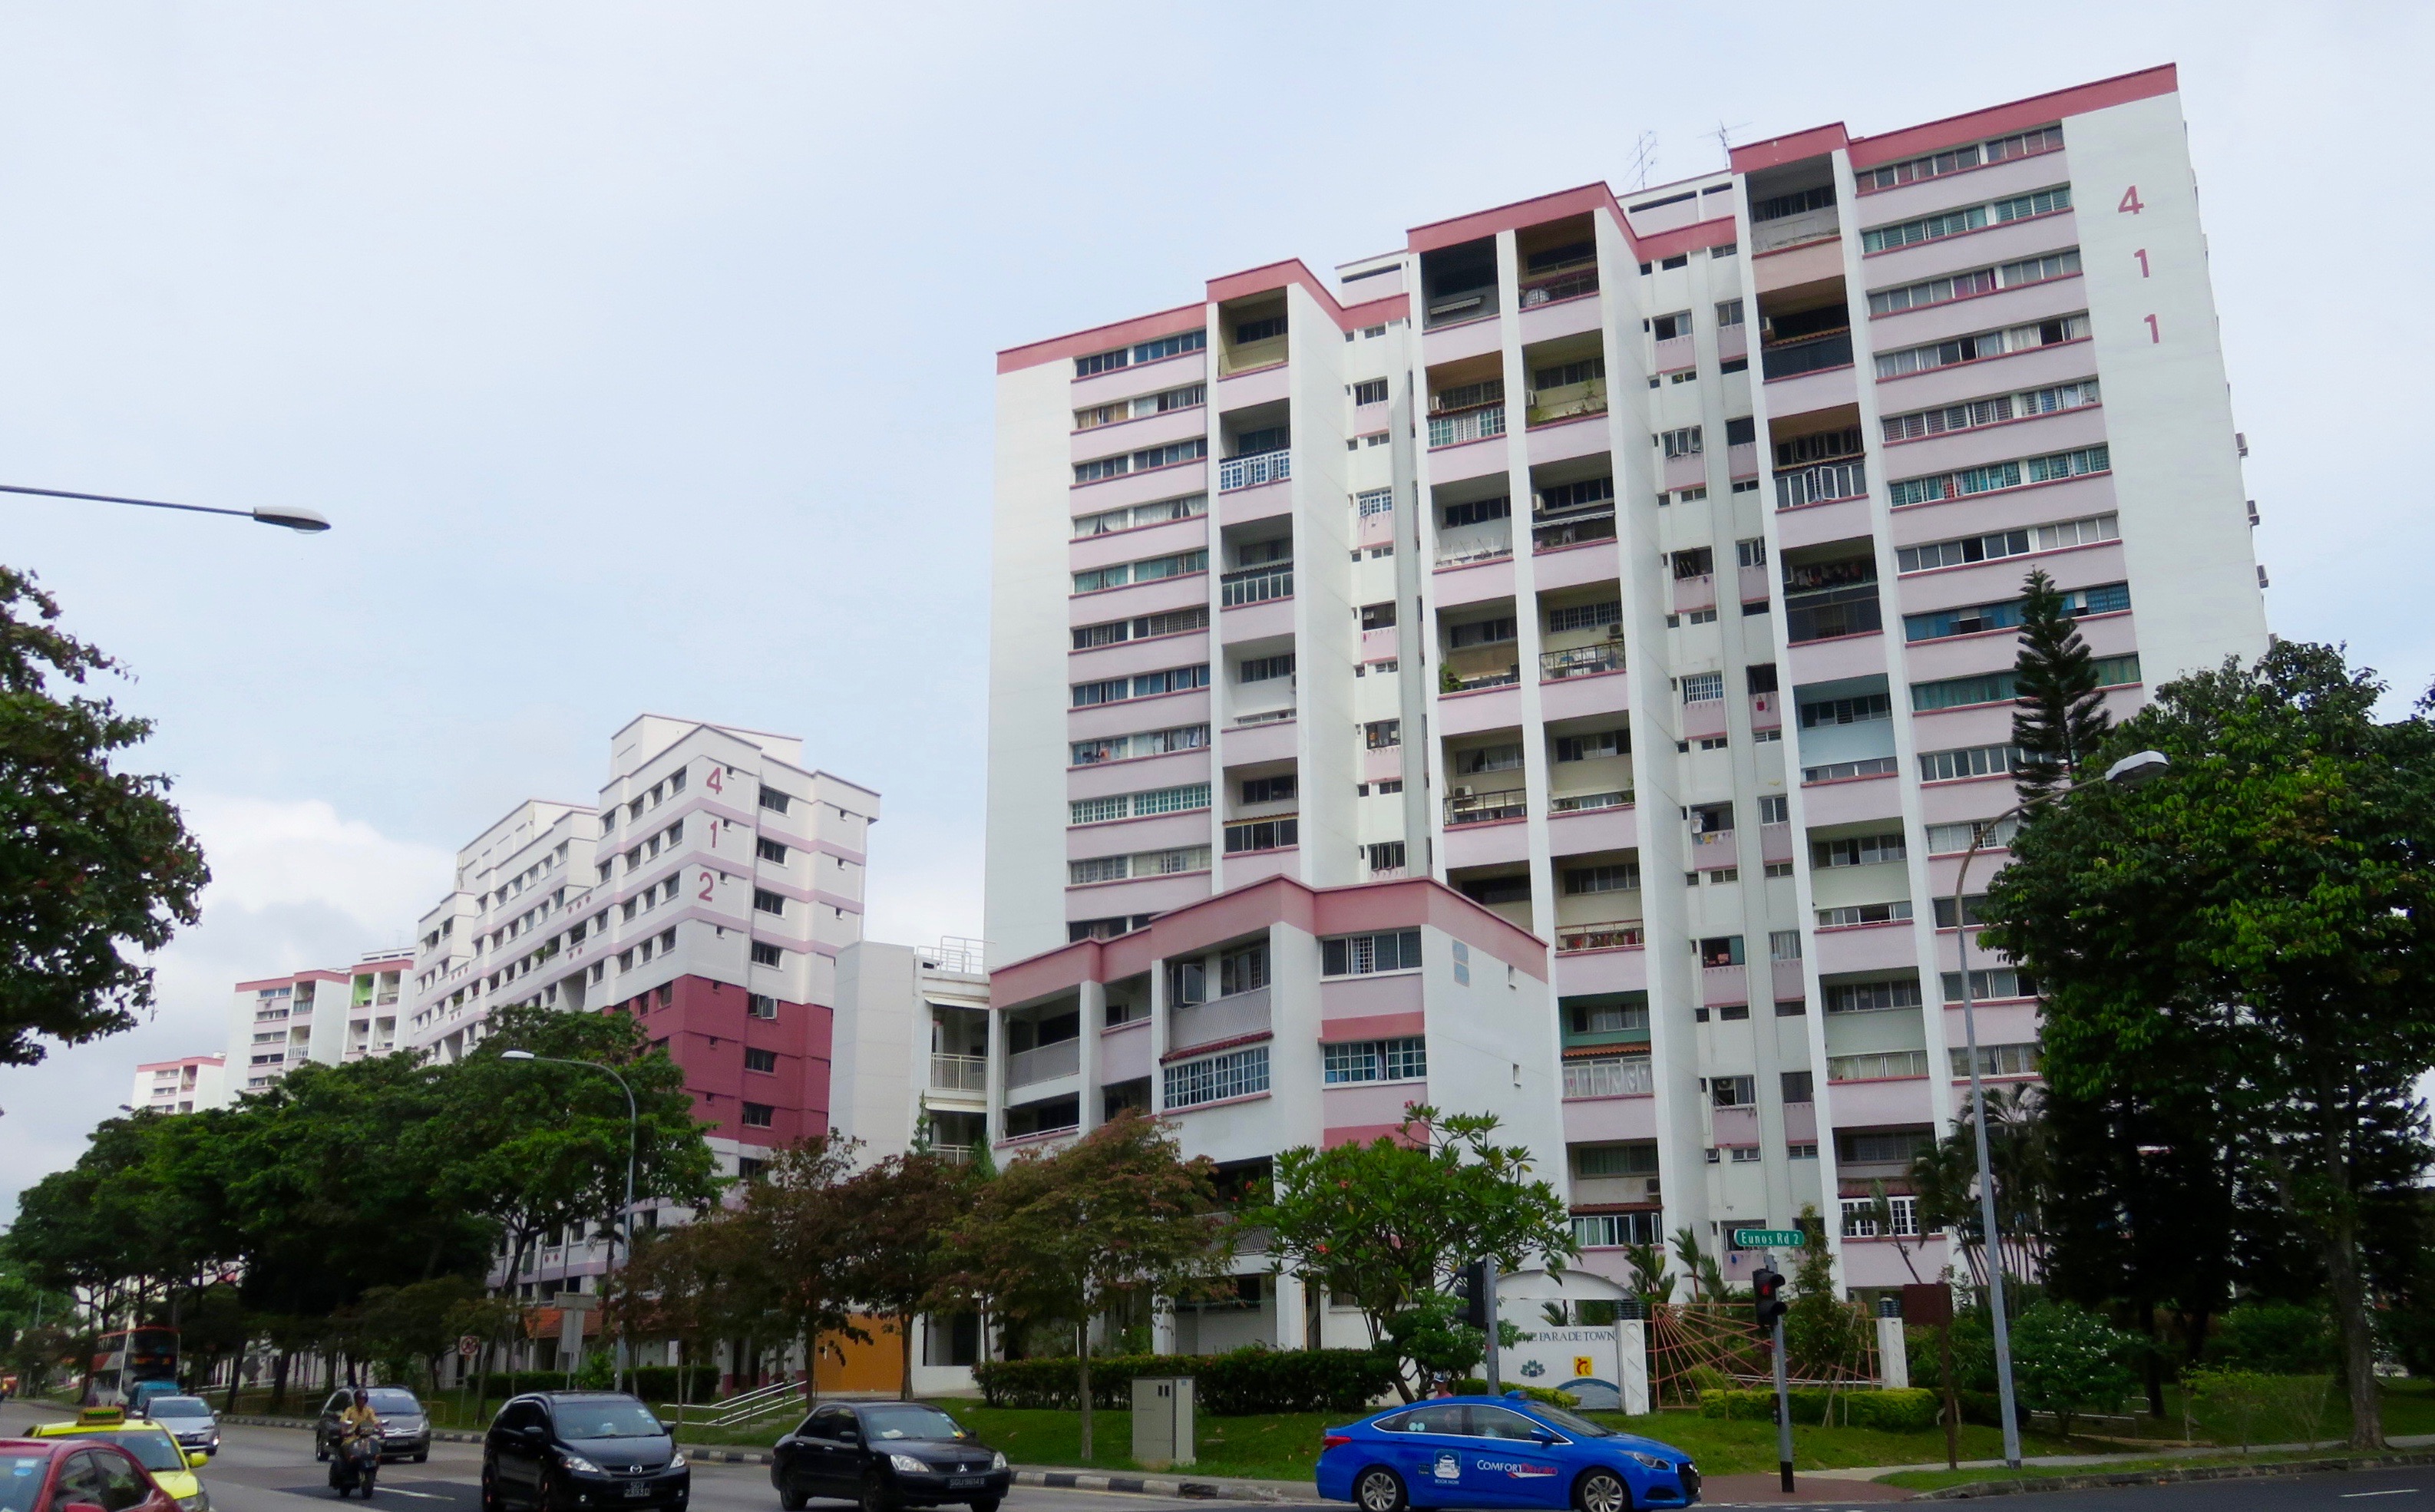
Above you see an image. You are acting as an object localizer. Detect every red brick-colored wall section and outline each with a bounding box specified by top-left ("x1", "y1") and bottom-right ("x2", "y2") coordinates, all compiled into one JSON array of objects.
[{"x1": 607, "y1": 975, "x2": 833, "y2": 1147}]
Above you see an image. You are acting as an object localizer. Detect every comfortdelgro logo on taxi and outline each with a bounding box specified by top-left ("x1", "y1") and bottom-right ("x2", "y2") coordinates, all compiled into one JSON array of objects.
[{"x1": 1478, "y1": 1461, "x2": 1560, "y2": 1477}]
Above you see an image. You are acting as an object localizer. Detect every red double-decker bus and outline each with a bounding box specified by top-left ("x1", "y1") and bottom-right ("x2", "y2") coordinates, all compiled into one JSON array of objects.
[{"x1": 84, "y1": 1328, "x2": 178, "y2": 1407}]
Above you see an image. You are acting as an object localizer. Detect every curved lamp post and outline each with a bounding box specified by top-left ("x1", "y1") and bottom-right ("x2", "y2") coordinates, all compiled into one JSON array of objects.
[
  {"x1": 0, "y1": 481, "x2": 329, "y2": 532},
  {"x1": 1953, "y1": 748, "x2": 2167, "y2": 1467},
  {"x1": 501, "y1": 1050, "x2": 638, "y2": 1392}
]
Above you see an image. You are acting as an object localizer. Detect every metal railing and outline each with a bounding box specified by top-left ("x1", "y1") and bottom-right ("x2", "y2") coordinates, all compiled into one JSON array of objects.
[
  {"x1": 1218, "y1": 448, "x2": 1290, "y2": 492},
  {"x1": 1171, "y1": 987, "x2": 1272, "y2": 1054},
  {"x1": 1444, "y1": 667, "x2": 1520, "y2": 692},
  {"x1": 1436, "y1": 536, "x2": 1514, "y2": 569},
  {"x1": 1776, "y1": 460, "x2": 1868, "y2": 510},
  {"x1": 1541, "y1": 640, "x2": 1625, "y2": 680},
  {"x1": 1533, "y1": 510, "x2": 1615, "y2": 551},
  {"x1": 934, "y1": 1144, "x2": 974, "y2": 1166},
  {"x1": 662, "y1": 1378, "x2": 804, "y2": 1432},
  {"x1": 1427, "y1": 403, "x2": 1506, "y2": 449},
  {"x1": 1520, "y1": 268, "x2": 1598, "y2": 305},
  {"x1": 1220, "y1": 564, "x2": 1293, "y2": 606},
  {"x1": 1549, "y1": 789, "x2": 1633, "y2": 814},
  {"x1": 930, "y1": 1053, "x2": 986, "y2": 1091},
  {"x1": 1005, "y1": 1037, "x2": 1080, "y2": 1089},
  {"x1": 1762, "y1": 331, "x2": 1854, "y2": 381},
  {"x1": 1445, "y1": 789, "x2": 1528, "y2": 827},
  {"x1": 1563, "y1": 1056, "x2": 1654, "y2": 1098},
  {"x1": 1558, "y1": 922, "x2": 1646, "y2": 954}
]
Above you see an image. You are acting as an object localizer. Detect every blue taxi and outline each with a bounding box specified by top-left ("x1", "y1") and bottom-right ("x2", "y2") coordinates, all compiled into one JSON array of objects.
[{"x1": 1316, "y1": 1397, "x2": 1698, "y2": 1512}]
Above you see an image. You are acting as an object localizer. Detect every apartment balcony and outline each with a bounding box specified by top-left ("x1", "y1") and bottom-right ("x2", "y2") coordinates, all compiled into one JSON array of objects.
[
  {"x1": 1752, "y1": 204, "x2": 1839, "y2": 254},
  {"x1": 930, "y1": 1053, "x2": 987, "y2": 1093},
  {"x1": 1776, "y1": 459, "x2": 1868, "y2": 511},
  {"x1": 1671, "y1": 573, "x2": 1716, "y2": 613},
  {"x1": 1171, "y1": 986, "x2": 1271, "y2": 1055},
  {"x1": 1761, "y1": 331, "x2": 1853, "y2": 381},
  {"x1": 1558, "y1": 921, "x2": 1645, "y2": 954},
  {"x1": 1436, "y1": 526, "x2": 1515, "y2": 572},
  {"x1": 1519, "y1": 266, "x2": 1598, "y2": 308},
  {"x1": 1005, "y1": 1037, "x2": 1082, "y2": 1091},
  {"x1": 1540, "y1": 640, "x2": 1624, "y2": 681},
  {"x1": 1701, "y1": 962, "x2": 1748, "y2": 1007},
  {"x1": 1550, "y1": 789, "x2": 1632, "y2": 815},
  {"x1": 934, "y1": 1144, "x2": 974, "y2": 1167},
  {"x1": 1525, "y1": 381, "x2": 1607, "y2": 429},
  {"x1": 1690, "y1": 830, "x2": 1737, "y2": 868},
  {"x1": 1220, "y1": 563, "x2": 1293, "y2": 607},
  {"x1": 1429, "y1": 403, "x2": 1507, "y2": 450},
  {"x1": 1533, "y1": 508, "x2": 1615, "y2": 553},
  {"x1": 1424, "y1": 283, "x2": 1498, "y2": 330},
  {"x1": 1218, "y1": 448, "x2": 1290, "y2": 493},
  {"x1": 1563, "y1": 1055, "x2": 1654, "y2": 1099},
  {"x1": 1785, "y1": 589, "x2": 1883, "y2": 645},
  {"x1": 1445, "y1": 788, "x2": 1528, "y2": 827}
]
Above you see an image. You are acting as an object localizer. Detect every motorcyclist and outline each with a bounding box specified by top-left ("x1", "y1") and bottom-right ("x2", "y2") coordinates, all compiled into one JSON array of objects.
[{"x1": 335, "y1": 1388, "x2": 382, "y2": 1496}]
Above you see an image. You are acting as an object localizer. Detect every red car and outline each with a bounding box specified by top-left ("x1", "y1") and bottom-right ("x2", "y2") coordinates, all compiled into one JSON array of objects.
[{"x1": 0, "y1": 1437, "x2": 181, "y2": 1512}]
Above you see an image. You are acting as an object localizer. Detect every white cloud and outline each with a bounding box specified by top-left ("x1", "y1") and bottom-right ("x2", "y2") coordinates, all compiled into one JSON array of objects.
[{"x1": 0, "y1": 794, "x2": 451, "y2": 1217}]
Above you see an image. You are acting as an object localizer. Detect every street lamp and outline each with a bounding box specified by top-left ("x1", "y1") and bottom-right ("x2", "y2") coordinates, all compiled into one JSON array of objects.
[
  {"x1": 500, "y1": 1050, "x2": 638, "y2": 1392},
  {"x1": 0, "y1": 481, "x2": 330, "y2": 533},
  {"x1": 1951, "y1": 749, "x2": 2166, "y2": 1469}
]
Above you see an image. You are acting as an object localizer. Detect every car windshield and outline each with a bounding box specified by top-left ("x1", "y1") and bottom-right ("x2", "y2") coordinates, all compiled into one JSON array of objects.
[
  {"x1": 554, "y1": 1401, "x2": 665, "y2": 1441},
  {"x1": 147, "y1": 1398, "x2": 210, "y2": 1419},
  {"x1": 1524, "y1": 1405, "x2": 1615, "y2": 1439},
  {"x1": 861, "y1": 1406, "x2": 967, "y2": 1442},
  {"x1": 366, "y1": 1391, "x2": 422, "y2": 1414},
  {"x1": 0, "y1": 1456, "x2": 49, "y2": 1512},
  {"x1": 94, "y1": 1430, "x2": 187, "y2": 1471}
]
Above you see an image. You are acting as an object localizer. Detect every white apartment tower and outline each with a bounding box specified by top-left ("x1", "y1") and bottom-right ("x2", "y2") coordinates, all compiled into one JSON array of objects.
[{"x1": 986, "y1": 67, "x2": 2268, "y2": 1302}]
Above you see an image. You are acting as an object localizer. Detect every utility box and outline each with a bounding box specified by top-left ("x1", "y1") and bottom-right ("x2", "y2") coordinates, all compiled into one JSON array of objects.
[{"x1": 1132, "y1": 1377, "x2": 1194, "y2": 1469}]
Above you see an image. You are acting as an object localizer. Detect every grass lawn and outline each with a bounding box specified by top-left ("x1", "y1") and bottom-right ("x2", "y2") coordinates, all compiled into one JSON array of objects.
[
  {"x1": 1878, "y1": 1448, "x2": 2419, "y2": 1492},
  {"x1": 1577, "y1": 1412, "x2": 2070, "y2": 1477}
]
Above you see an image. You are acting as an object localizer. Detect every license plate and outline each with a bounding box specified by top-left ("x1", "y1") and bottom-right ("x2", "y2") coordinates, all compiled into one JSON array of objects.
[
  {"x1": 948, "y1": 1479, "x2": 985, "y2": 1490},
  {"x1": 623, "y1": 1484, "x2": 653, "y2": 1498}
]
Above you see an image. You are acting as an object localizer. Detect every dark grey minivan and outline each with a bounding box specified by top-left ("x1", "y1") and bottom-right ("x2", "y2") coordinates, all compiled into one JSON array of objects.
[{"x1": 481, "y1": 1392, "x2": 689, "y2": 1512}]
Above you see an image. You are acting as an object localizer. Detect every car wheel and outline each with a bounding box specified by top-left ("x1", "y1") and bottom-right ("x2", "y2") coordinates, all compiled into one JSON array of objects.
[
  {"x1": 1355, "y1": 1467, "x2": 1407, "y2": 1512},
  {"x1": 1574, "y1": 1469, "x2": 1630, "y2": 1512},
  {"x1": 778, "y1": 1478, "x2": 808, "y2": 1512},
  {"x1": 415, "y1": 1454, "x2": 428, "y2": 1464},
  {"x1": 859, "y1": 1471, "x2": 897, "y2": 1512},
  {"x1": 318, "y1": 1439, "x2": 331, "y2": 1463},
  {"x1": 480, "y1": 1473, "x2": 502, "y2": 1512},
  {"x1": 970, "y1": 1498, "x2": 1001, "y2": 1512}
]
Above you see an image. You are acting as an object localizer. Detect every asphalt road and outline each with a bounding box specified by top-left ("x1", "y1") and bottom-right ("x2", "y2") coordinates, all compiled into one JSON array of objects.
[{"x1": 3, "y1": 1402, "x2": 2428, "y2": 1511}]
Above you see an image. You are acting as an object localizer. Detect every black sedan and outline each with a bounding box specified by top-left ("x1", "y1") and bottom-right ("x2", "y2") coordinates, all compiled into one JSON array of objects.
[{"x1": 771, "y1": 1403, "x2": 1008, "y2": 1512}]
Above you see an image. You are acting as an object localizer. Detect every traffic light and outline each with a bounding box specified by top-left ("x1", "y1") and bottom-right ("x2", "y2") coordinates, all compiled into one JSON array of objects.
[
  {"x1": 1458, "y1": 1260, "x2": 1492, "y2": 1329},
  {"x1": 1751, "y1": 1266, "x2": 1788, "y2": 1328}
]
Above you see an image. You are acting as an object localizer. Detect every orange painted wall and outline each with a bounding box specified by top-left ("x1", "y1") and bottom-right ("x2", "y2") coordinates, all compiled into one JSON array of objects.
[{"x1": 812, "y1": 1316, "x2": 907, "y2": 1395}]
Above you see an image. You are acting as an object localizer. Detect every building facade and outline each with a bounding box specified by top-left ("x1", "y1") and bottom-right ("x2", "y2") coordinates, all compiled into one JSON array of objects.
[
  {"x1": 222, "y1": 952, "x2": 414, "y2": 1098},
  {"x1": 986, "y1": 66, "x2": 2268, "y2": 1302},
  {"x1": 131, "y1": 1054, "x2": 224, "y2": 1116}
]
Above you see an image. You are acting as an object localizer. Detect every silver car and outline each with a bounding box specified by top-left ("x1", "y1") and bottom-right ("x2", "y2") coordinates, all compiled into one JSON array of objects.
[{"x1": 143, "y1": 1395, "x2": 221, "y2": 1458}]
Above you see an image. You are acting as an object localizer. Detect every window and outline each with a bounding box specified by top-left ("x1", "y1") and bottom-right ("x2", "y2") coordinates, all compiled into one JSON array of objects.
[
  {"x1": 1073, "y1": 493, "x2": 1209, "y2": 538},
  {"x1": 1356, "y1": 487, "x2": 1395, "y2": 519},
  {"x1": 1680, "y1": 672, "x2": 1724, "y2": 704},
  {"x1": 1070, "y1": 663, "x2": 1211, "y2": 707},
  {"x1": 1239, "y1": 653, "x2": 1295, "y2": 684},
  {"x1": 1554, "y1": 728, "x2": 1626, "y2": 762},
  {"x1": 1447, "y1": 616, "x2": 1517, "y2": 649},
  {"x1": 1071, "y1": 605, "x2": 1211, "y2": 650},
  {"x1": 1367, "y1": 840, "x2": 1407, "y2": 872},
  {"x1": 741, "y1": 1102, "x2": 775, "y2": 1128},
  {"x1": 1888, "y1": 444, "x2": 2111, "y2": 507},
  {"x1": 1222, "y1": 815, "x2": 1297, "y2": 854},
  {"x1": 1832, "y1": 1050, "x2": 1932, "y2": 1081},
  {"x1": 748, "y1": 993, "x2": 778, "y2": 1018},
  {"x1": 1858, "y1": 124, "x2": 2063, "y2": 191},
  {"x1": 1925, "y1": 814, "x2": 2024, "y2": 854},
  {"x1": 1659, "y1": 426, "x2": 1703, "y2": 457},
  {"x1": 1818, "y1": 901, "x2": 1915, "y2": 928},
  {"x1": 1075, "y1": 382, "x2": 1206, "y2": 430},
  {"x1": 1876, "y1": 313, "x2": 2090, "y2": 379},
  {"x1": 1883, "y1": 380, "x2": 2100, "y2": 444},
  {"x1": 1455, "y1": 742, "x2": 1524, "y2": 774},
  {"x1": 1899, "y1": 511, "x2": 2117, "y2": 576},
  {"x1": 1859, "y1": 187, "x2": 2068, "y2": 253},
  {"x1": 1571, "y1": 1210, "x2": 1663, "y2": 1248},
  {"x1": 1813, "y1": 833, "x2": 1906, "y2": 867},
  {"x1": 1919, "y1": 744, "x2": 2020, "y2": 782},
  {"x1": 1071, "y1": 724, "x2": 1210, "y2": 766},
  {"x1": 1839, "y1": 1128, "x2": 1934, "y2": 1165},
  {"x1": 1442, "y1": 494, "x2": 1511, "y2": 528},
  {"x1": 1322, "y1": 929, "x2": 1422, "y2": 976},
  {"x1": 1716, "y1": 298, "x2": 1744, "y2": 326},
  {"x1": 1825, "y1": 978, "x2": 1924, "y2": 1013},
  {"x1": 1954, "y1": 1042, "x2": 2042, "y2": 1077},
  {"x1": 1323, "y1": 1036, "x2": 1427, "y2": 1083},
  {"x1": 1234, "y1": 314, "x2": 1287, "y2": 344},
  {"x1": 1564, "y1": 1056, "x2": 1654, "y2": 1099},
  {"x1": 1756, "y1": 795, "x2": 1789, "y2": 826},
  {"x1": 1711, "y1": 1075, "x2": 1756, "y2": 1108},
  {"x1": 1546, "y1": 599, "x2": 1622, "y2": 636},
  {"x1": 1360, "y1": 601, "x2": 1397, "y2": 632},
  {"x1": 756, "y1": 837, "x2": 788, "y2": 864},
  {"x1": 744, "y1": 1048, "x2": 778, "y2": 1074},
  {"x1": 1934, "y1": 894, "x2": 1990, "y2": 929},
  {"x1": 753, "y1": 888, "x2": 785, "y2": 916},
  {"x1": 1912, "y1": 654, "x2": 2139, "y2": 711},
  {"x1": 1650, "y1": 310, "x2": 1693, "y2": 341},
  {"x1": 1561, "y1": 863, "x2": 1641, "y2": 894},
  {"x1": 1538, "y1": 477, "x2": 1615, "y2": 514},
  {"x1": 1842, "y1": 1195, "x2": 1921, "y2": 1238},
  {"x1": 1364, "y1": 719, "x2": 1402, "y2": 751},
  {"x1": 758, "y1": 787, "x2": 791, "y2": 815},
  {"x1": 1164, "y1": 1045, "x2": 1270, "y2": 1108},
  {"x1": 1072, "y1": 547, "x2": 1209, "y2": 593},
  {"x1": 750, "y1": 943, "x2": 783, "y2": 967},
  {"x1": 1868, "y1": 249, "x2": 2080, "y2": 317},
  {"x1": 1240, "y1": 775, "x2": 1297, "y2": 805},
  {"x1": 1069, "y1": 845, "x2": 1211, "y2": 884},
  {"x1": 1782, "y1": 1070, "x2": 1814, "y2": 1103},
  {"x1": 1943, "y1": 967, "x2": 2035, "y2": 1002},
  {"x1": 1752, "y1": 183, "x2": 1834, "y2": 222},
  {"x1": 1698, "y1": 935, "x2": 1743, "y2": 967},
  {"x1": 1574, "y1": 1142, "x2": 1658, "y2": 1177},
  {"x1": 1568, "y1": 999, "x2": 1647, "y2": 1035},
  {"x1": 1905, "y1": 581, "x2": 2129, "y2": 642},
  {"x1": 1351, "y1": 378, "x2": 1389, "y2": 406}
]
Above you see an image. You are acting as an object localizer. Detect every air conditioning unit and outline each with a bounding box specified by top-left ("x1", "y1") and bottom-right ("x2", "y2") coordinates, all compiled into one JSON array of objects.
[
  {"x1": 1606, "y1": 623, "x2": 1624, "y2": 639},
  {"x1": 1452, "y1": 785, "x2": 1475, "y2": 798},
  {"x1": 1644, "y1": 1178, "x2": 1663, "y2": 1199}
]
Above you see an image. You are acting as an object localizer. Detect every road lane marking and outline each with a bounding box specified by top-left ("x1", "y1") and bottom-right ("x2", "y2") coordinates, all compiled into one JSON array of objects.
[{"x1": 2340, "y1": 1493, "x2": 2419, "y2": 1499}]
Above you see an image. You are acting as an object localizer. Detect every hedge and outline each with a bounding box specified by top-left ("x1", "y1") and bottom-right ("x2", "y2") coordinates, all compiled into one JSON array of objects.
[
  {"x1": 972, "y1": 1349, "x2": 1401, "y2": 1414},
  {"x1": 1699, "y1": 1386, "x2": 1939, "y2": 1431}
]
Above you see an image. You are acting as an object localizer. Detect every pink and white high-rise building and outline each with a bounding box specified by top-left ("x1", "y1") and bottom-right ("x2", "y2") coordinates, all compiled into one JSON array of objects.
[{"x1": 987, "y1": 66, "x2": 2266, "y2": 1305}]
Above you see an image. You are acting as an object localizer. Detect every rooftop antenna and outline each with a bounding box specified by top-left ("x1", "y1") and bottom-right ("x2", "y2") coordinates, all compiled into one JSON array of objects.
[
  {"x1": 1625, "y1": 131, "x2": 1659, "y2": 191},
  {"x1": 1713, "y1": 120, "x2": 1751, "y2": 170}
]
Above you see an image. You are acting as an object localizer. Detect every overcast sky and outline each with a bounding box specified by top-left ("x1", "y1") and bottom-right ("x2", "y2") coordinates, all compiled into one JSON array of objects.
[{"x1": 2, "y1": 2, "x2": 2428, "y2": 1215}]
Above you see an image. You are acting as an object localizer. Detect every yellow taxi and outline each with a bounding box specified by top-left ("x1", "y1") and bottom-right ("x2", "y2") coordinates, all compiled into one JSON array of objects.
[{"x1": 31, "y1": 1408, "x2": 211, "y2": 1512}]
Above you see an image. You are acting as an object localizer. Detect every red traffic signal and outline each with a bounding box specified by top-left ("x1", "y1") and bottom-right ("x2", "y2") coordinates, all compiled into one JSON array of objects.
[{"x1": 1751, "y1": 1266, "x2": 1789, "y2": 1326}]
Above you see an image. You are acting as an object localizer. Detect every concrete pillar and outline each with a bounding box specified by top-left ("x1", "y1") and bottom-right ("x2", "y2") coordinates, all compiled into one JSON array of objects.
[
  {"x1": 1875, "y1": 1314, "x2": 1909, "y2": 1389},
  {"x1": 1272, "y1": 1273, "x2": 1307, "y2": 1349},
  {"x1": 1617, "y1": 1319, "x2": 1650, "y2": 1415}
]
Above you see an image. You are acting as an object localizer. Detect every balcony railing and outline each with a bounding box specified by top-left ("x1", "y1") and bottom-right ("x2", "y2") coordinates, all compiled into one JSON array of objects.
[
  {"x1": 1519, "y1": 267, "x2": 1598, "y2": 306},
  {"x1": 1690, "y1": 830, "x2": 1736, "y2": 857},
  {"x1": 1218, "y1": 448, "x2": 1290, "y2": 492},
  {"x1": 1786, "y1": 589, "x2": 1882, "y2": 643},
  {"x1": 935, "y1": 1144, "x2": 974, "y2": 1166},
  {"x1": 1549, "y1": 789, "x2": 1633, "y2": 814},
  {"x1": 1005, "y1": 1036, "x2": 1081, "y2": 1090},
  {"x1": 1446, "y1": 789, "x2": 1528, "y2": 827},
  {"x1": 1541, "y1": 640, "x2": 1625, "y2": 680},
  {"x1": 1171, "y1": 986, "x2": 1272, "y2": 1055},
  {"x1": 1235, "y1": 706, "x2": 1295, "y2": 725},
  {"x1": 1563, "y1": 1055, "x2": 1654, "y2": 1098},
  {"x1": 1221, "y1": 564, "x2": 1293, "y2": 607},
  {"x1": 1533, "y1": 509, "x2": 1615, "y2": 551},
  {"x1": 1762, "y1": 332, "x2": 1854, "y2": 381},
  {"x1": 1436, "y1": 536, "x2": 1514, "y2": 569},
  {"x1": 1776, "y1": 460, "x2": 1868, "y2": 510},
  {"x1": 1444, "y1": 667, "x2": 1520, "y2": 692},
  {"x1": 1558, "y1": 922, "x2": 1646, "y2": 954},
  {"x1": 930, "y1": 1053, "x2": 987, "y2": 1092},
  {"x1": 1427, "y1": 404, "x2": 1506, "y2": 449},
  {"x1": 1525, "y1": 381, "x2": 1607, "y2": 427}
]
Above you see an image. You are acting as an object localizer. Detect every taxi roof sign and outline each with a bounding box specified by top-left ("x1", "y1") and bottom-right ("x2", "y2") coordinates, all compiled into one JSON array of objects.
[{"x1": 74, "y1": 1408, "x2": 124, "y2": 1426}]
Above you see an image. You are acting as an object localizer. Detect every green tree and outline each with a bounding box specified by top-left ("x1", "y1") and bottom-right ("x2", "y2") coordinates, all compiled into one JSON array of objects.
[
  {"x1": 359, "y1": 1276, "x2": 481, "y2": 1392},
  {"x1": 1253, "y1": 1107, "x2": 1574, "y2": 1400},
  {"x1": 1782, "y1": 1207, "x2": 1865, "y2": 1382},
  {"x1": 1982, "y1": 642, "x2": 2435, "y2": 1448},
  {"x1": 831, "y1": 1150, "x2": 976, "y2": 1400},
  {"x1": 2009, "y1": 1300, "x2": 2138, "y2": 1438},
  {"x1": 730, "y1": 1133, "x2": 868, "y2": 1408},
  {"x1": 1905, "y1": 1084, "x2": 2050, "y2": 1289},
  {"x1": 0, "y1": 566, "x2": 209, "y2": 1066},
  {"x1": 944, "y1": 1112, "x2": 1235, "y2": 1460},
  {"x1": 2009, "y1": 566, "x2": 2113, "y2": 803}
]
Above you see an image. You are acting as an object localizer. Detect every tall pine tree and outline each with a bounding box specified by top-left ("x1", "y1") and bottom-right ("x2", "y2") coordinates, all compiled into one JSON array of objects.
[{"x1": 2010, "y1": 567, "x2": 2111, "y2": 801}]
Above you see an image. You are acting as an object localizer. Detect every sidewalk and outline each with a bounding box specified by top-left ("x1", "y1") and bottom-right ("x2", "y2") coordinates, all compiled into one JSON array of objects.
[{"x1": 1801, "y1": 1430, "x2": 2435, "y2": 1481}]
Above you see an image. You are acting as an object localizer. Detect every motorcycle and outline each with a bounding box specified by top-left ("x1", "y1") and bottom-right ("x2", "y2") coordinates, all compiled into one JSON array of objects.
[{"x1": 330, "y1": 1431, "x2": 382, "y2": 1499}]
